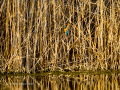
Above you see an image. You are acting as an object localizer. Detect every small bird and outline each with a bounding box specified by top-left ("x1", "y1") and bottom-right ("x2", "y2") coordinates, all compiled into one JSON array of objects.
[{"x1": 64, "y1": 26, "x2": 68, "y2": 35}]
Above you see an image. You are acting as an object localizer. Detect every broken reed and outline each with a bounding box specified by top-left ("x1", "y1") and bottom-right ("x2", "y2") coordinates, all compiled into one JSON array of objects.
[{"x1": 0, "y1": 0, "x2": 119, "y2": 73}]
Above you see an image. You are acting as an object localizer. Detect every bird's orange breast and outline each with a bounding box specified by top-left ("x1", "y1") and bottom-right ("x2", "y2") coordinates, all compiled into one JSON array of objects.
[{"x1": 64, "y1": 28, "x2": 67, "y2": 32}]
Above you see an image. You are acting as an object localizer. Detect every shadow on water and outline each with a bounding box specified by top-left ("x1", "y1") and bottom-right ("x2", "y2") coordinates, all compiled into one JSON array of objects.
[{"x1": 0, "y1": 72, "x2": 120, "y2": 90}]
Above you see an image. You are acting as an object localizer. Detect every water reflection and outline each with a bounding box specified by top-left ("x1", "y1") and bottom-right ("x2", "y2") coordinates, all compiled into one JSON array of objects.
[{"x1": 0, "y1": 73, "x2": 120, "y2": 90}]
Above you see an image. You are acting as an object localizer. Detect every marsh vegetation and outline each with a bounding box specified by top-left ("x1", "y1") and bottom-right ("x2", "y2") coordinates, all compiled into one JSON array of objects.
[{"x1": 0, "y1": 0, "x2": 119, "y2": 73}]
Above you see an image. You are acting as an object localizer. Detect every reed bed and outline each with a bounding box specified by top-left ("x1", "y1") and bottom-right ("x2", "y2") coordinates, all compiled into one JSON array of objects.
[{"x1": 0, "y1": 0, "x2": 119, "y2": 73}]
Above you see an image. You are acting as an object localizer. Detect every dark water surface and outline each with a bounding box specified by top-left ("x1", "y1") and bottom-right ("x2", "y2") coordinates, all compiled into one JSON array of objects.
[{"x1": 0, "y1": 72, "x2": 120, "y2": 90}]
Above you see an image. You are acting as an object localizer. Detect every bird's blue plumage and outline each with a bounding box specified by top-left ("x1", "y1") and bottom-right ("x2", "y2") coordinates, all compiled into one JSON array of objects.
[{"x1": 66, "y1": 30, "x2": 68, "y2": 35}]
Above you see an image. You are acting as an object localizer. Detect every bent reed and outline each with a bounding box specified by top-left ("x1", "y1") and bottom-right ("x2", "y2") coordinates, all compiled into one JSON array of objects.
[{"x1": 0, "y1": 0, "x2": 119, "y2": 73}]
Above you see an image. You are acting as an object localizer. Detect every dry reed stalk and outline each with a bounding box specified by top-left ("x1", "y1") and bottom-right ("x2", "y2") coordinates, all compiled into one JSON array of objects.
[{"x1": 100, "y1": 0, "x2": 104, "y2": 69}]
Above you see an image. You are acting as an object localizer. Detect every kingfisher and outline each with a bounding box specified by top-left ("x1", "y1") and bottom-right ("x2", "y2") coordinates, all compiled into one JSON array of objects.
[{"x1": 64, "y1": 26, "x2": 68, "y2": 35}]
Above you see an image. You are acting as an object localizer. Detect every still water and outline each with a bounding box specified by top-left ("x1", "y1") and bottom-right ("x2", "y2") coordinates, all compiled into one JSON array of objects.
[{"x1": 0, "y1": 72, "x2": 120, "y2": 90}]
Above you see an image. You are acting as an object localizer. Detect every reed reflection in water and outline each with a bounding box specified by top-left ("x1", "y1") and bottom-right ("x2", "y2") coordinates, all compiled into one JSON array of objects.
[{"x1": 0, "y1": 73, "x2": 120, "y2": 90}]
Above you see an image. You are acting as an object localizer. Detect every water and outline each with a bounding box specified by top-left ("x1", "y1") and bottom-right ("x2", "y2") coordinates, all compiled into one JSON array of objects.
[{"x1": 0, "y1": 72, "x2": 120, "y2": 90}]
